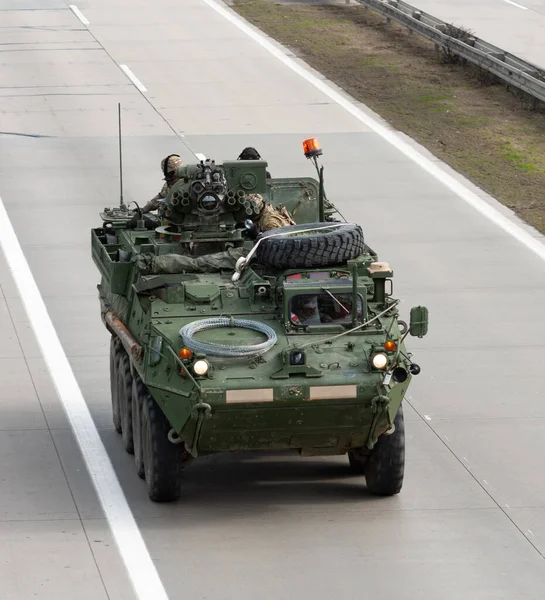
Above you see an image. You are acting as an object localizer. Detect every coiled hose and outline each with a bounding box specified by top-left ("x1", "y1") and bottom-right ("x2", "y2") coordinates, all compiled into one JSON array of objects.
[{"x1": 179, "y1": 317, "x2": 277, "y2": 358}]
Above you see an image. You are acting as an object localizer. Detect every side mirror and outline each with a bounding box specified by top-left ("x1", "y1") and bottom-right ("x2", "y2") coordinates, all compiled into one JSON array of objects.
[{"x1": 409, "y1": 306, "x2": 429, "y2": 338}]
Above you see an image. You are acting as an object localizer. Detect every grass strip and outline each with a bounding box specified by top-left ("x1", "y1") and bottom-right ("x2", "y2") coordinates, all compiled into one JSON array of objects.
[{"x1": 232, "y1": 0, "x2": 545, "y2": 234}]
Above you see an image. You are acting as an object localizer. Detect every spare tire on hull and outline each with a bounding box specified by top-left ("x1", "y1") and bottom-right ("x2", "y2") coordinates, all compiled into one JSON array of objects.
[{"x1": 254, "y1": 222, "x2": 364, "y2": 269}]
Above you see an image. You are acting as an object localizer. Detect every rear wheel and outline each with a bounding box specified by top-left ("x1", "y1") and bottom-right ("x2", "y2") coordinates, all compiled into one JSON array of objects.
[
  {"x1": 109, "y1": 336, "x2": 122, "y2": 434},
  {"x1": 347, "y1": 406, "x2": 405, "y2": 496},
  {"x1": 131, "y1": 376, "x2": 146, "y2": 479},
  {"x1": 347, "y1": 449, "x2": 367, "y2": 475},
  {"x1": 141, "y1": 393, "x2": 183, "y2": 502},
  {"x1": 117, "y1": 351, "x2": 134, "y2": 454}
]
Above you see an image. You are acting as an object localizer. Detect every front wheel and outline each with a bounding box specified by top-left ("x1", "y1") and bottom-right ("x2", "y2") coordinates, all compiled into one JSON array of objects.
[
  {"x1": 141, "y1": 393, "x2": 184, "y2": 502},
  {"x1": 364, "y1": 406, "x2": 405, "y2": 496},
  {"x1": 347, "y1": 406, "x2": 405, "y2": 496}
]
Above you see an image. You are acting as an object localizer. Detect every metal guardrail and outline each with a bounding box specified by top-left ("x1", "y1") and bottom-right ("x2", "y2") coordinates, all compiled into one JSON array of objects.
[{"x1": 353, "y1": 0, "x2": 545, "y2": 104}]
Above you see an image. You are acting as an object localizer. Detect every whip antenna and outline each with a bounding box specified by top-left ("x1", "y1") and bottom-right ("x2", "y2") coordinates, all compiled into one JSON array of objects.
[{"x1": 118, "y1": 103, "x2": 126, "y2": 211}]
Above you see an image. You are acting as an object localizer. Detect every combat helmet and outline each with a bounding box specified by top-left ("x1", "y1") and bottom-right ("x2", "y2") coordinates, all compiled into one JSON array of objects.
[
  {"x1": 161, "y1": 154, "x2": 183, "y2": 180},
  {"x1": 237, "y1": 147, "x2": 261, "y2": 160}
]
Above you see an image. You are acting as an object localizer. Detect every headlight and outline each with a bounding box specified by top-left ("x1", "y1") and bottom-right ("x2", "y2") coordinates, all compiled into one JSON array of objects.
[
  {"x1": 372, "y1": 353, "x2": 388, "y2": 370},
  {"x1": 192, "y1": 359, "x2": 209, "y2": 376}
]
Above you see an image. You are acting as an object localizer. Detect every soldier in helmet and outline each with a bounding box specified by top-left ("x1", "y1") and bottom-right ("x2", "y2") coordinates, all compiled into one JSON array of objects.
[
  {"x1": 247, "y1": 193, "x2": 295, "y2": 232},
  {"x1": 237, "y1": 146, "x2": 271, "y2": 179},
  {"x1": 141, "y1": 154, "x2": 184, "y2": 214}
]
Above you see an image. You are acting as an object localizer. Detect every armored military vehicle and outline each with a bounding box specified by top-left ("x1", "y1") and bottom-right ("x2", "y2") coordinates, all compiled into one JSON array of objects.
[{"x1": 91, "y1": 137, "x2": 428, "y2": 502}]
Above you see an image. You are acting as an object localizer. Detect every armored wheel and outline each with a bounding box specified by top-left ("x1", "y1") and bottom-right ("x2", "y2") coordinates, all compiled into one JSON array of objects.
[
  {"x1": 348, "y1": 406, "x2": 405, "y2": 496},
  {"x1": 109, "y1": 336, "x2": 122, "y2": 434},
  {"x1": 141, "y1": 392, "x2": 184, "y2": 502},
  {"x1": 131, "y1": 375, "x2": 146, "y2": 479},
  {"x1": 117, "y1": 350, "x2": 134, "y2": 454}
]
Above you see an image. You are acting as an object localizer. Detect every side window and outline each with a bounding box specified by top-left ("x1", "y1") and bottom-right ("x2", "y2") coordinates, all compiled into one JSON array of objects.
[{"x1": 289, "y1": 293, "x2": 363, "y2": 327}]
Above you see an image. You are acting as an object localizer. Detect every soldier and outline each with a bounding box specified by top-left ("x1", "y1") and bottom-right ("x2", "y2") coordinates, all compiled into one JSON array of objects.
[
  {"x1": 141, "y1": 154, "x2": 184, "y2": 214},
  {"x1": 290, "y1": 295, "x2": 333, "y2": 326},
  {"x1": 247, "y1": 193, "x2": 295, "y2": 232},
  {"x1": 237, "y1": 146, "x2": 271, "y2": 179}
]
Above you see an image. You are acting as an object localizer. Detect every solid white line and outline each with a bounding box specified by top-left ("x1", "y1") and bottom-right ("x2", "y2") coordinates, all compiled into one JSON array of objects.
[
  {"x1": 501, "y1": 0, "x2": 528, "y2": 9},
  {"x1": 0, "y1": 198, "x2": 168, "y2": 600},
  {"x1": 69, "y1": 5, "x2": 90, "y2": 25},
  {"x1": 202, "y1": 0, "x2": 545, "y2": 264},
  {"x1": 119, "y1": 64, "x2": 148, "y2": 92}
]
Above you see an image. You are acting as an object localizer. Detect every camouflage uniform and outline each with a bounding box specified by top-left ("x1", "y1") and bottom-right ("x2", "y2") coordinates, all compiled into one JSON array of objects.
[
  {"x1": 248, "y1": 193, "x2": 295, "y2": 231},
  {"x1": 141, "y1": 155, "x2": 183, "y2": 213},
  {"x1": 134, "y1": 247, "x2": 246, "y2": 275}
]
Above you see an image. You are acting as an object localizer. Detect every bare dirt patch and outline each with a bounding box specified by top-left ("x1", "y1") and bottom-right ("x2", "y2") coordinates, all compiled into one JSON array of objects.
[{"x1": 232, "y1": 0, "x2": 545, "y2": 234}]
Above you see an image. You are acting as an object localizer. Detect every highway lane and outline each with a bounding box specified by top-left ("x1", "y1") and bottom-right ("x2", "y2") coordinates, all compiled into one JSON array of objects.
[
  {"x1": 1, "y1": 0, "x2": 545, "y2": 598},
  {"x1": 403, "y1": 0, "x2": 545, "y2": 68}
]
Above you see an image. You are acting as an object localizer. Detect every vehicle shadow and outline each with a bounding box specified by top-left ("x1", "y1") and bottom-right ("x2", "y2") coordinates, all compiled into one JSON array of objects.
[
  {"x1": 175, "y1": 450, "x2": 379, "y2": 509},
  {"x1": 99, "y1": 429, "x2": 397, "y2": 519}
]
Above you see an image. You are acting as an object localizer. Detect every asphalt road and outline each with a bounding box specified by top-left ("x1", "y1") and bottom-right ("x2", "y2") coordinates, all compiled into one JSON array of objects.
[
  {"x1": 1, "y1": 0, "x2": 545, "y2": 598},
  {"x1": 399, "y1": 0, "x2": 545, "y2": 68}
]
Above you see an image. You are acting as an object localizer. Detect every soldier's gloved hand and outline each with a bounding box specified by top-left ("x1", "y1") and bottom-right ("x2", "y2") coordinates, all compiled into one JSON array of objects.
[{"x1": 243, "y1": 219, "x2": 259, "y2": 240}]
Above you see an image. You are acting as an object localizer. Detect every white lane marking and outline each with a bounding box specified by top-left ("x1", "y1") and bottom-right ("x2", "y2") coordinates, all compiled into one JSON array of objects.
[
  {"x1": 462, "y1": 456, "x2": 469, "y2": 463},
  {"x1": 202, "y1": 0, "x2": 545, "y2": 263},
  {"x1": 0, "y1": 198, "x2": 168, "y2": 600},
  {"x1": 119, "y1": 64, "x2": 148, "y2": 92},
  {"x1": 69, "y1": 5, "x2": 90, "y2": 25},
  {"x1": 501, "y1": 0, "x2": 528, "y2": 9},
  {"x1": 424, "y1": 414, "x2": 431, "y2": 421},
  {"x1": 483, "y1": 479, "x2": 489, "y2": 485},
  {"x1": 528, "y1": 529, "x2": 535, "y2": 537},
  {"x1": 195, "y1": 153, "x2": 207, "y2": 161}
]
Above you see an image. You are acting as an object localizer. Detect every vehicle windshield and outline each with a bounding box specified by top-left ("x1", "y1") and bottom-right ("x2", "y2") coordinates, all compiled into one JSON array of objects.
[{"x1": 289, "y1": 292, "x2": 363, "y2": 327}]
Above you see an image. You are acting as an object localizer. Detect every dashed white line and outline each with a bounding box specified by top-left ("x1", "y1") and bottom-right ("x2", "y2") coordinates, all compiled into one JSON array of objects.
[
  {"x1": 69, "y1": 5, "x2": 90, "y2": 25},
  {"x1": 527, "y1": 529, "x2": 535, "y2": 537},
  {"x1": 501, "y1": 0, "x2": 528, "y2": 9},
  {"x1": 0, "y1": 197, "x2": 169, "y2": 600},
  {"x1": 202, "y1": 0, "x2": 545, "y2": 264},
  {"x1": 462, "y1": 457, "x2": 469, "y2": 464},
  {"x1": 119, "y1": 64, "x2": 148, "y2": 92},
  {"x1": 424, "y1": 414, "x2": 432, "y2": 421},
  {"x1": 483, "y1": 479, "x2": 490, "y2": 486}
]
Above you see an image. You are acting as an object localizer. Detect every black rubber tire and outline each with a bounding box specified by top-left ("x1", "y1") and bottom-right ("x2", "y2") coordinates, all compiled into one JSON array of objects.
[
  {"x1": 109, "y1": 336, "x2": 122, "y2": 434},
  {"x1": 254, "y1": 222, "x2": 364, "y2": 269},
  {"x1": 131, "y1": 376, "x2": 146, "y2": 479},
  {"x1": 364, "y1": 406, "x2": 405, "y2": 496},
  {"x1": 347, "y1": 449, "x2": 367, "y2": 475},
  {"x1": 141, "y1": 393, "x2": 183, "y2": 502},
  {"x1": 117, "y1": 351, "x2": 134, "y2": 455}
]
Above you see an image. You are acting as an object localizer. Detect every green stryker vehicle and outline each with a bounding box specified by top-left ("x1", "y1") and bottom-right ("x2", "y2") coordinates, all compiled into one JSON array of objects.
[{"x1": 91, "y1": 137, "x2": 429, "y2": 502}]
